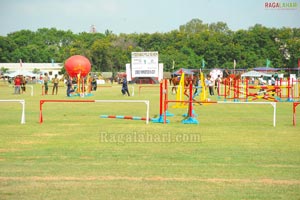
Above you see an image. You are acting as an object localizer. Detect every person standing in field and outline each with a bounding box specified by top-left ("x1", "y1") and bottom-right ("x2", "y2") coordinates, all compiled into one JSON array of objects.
[
  {"x1": 66, "y1": 76, "x2": 74, "y2": 97},
  {"x1": 258, "y1": 75, "x2": 266, "y2": 85},
  {"x1": 86, "y1": 74, "x2": 93, "y2": 93},
  {"x1": 121, "y1": 76, "x2": 130, "y2": 96},
  {"x1": 52, "y1": 74, "x2": 59, "y2": 95},
  {"x1": 21, "y1": 75, "x2": 26, "y2": 93},
  {"x1": 14, "y1": 75, "x2": 21, "y2": 94},
  {"x1": 258, "y1": 75, "x2": 266, "y2": 92},
  {"x1": 43, "y1": 73, "x2": 49, "y2": 95},
  {"x1": 215, "y1": 75, "x2": 222, "y2": 95},
  {"x1": 206, "y1": 75, "x2": 214, "y2": 96},
  {"x1": 270, "y1": 74, "x2": 276, "y2": 96}
]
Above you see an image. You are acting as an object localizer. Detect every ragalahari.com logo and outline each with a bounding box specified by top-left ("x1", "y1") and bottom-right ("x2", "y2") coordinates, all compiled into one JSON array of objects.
[{"x1": 265, "y1": 1, "x2": 298, "y2": 9}]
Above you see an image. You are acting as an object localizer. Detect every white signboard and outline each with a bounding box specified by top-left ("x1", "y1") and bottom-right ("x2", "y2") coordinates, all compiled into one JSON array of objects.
[
  {"x1": 126, "y1": 63, "x2": 132, "y2": 81},
  {"x1": 131, "y1": 51, "x2": 158, "y2": 78}
]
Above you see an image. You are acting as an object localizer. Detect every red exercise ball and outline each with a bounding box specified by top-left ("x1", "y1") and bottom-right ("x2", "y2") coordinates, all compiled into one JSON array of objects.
[{"x1": 65, "y1": 55, "x2": 91, "y2": 78}]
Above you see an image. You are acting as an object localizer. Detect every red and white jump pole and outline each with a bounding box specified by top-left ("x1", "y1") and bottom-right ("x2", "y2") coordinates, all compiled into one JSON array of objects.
[
  {"x1": 39, "y1": 99, "x2": 150, "y2": 124},
  {"x1": 100, "y1": 115, "x2": 148, "y2": 121}
]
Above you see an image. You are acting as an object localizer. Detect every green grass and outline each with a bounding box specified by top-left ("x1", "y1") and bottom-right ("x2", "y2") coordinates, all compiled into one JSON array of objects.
[{"x1": 0, "y1": 81, "x2": 300, "y2": 199}]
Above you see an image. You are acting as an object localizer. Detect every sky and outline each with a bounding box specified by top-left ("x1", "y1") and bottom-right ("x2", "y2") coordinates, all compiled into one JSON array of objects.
[{"x1": 0, "y1": 0, "x2": 300, "y2": 36}]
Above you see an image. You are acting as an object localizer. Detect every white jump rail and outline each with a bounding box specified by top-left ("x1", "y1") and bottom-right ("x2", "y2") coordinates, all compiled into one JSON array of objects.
[
  {"x1": 0, "y1": 99, "x2": 25, "y2": 124},
  {"x1": 217, "y1": 101, "x2": 276, "y2": 127},
  {"x1": 39, "y1": 99, "x2": 150, "y2": 124}
]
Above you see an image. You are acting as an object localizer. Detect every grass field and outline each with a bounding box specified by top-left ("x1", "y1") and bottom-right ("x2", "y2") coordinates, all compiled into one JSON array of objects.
[{"x1": 0, "y1": 81, "x2": 300, "y2": 199}]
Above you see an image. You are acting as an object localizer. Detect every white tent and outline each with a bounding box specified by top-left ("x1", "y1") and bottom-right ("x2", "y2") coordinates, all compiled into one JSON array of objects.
[
  {"x1": 5, "y1": 71, "x2": 37, "y2": 78},
  {"x1": 241, "y1": 70, "x2": 272, "y2": 77}
]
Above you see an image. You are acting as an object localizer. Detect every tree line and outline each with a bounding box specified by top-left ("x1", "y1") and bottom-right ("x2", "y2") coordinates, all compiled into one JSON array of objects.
[{"x1": 0, "y1": 18, "x2": 299, "y2": 73}]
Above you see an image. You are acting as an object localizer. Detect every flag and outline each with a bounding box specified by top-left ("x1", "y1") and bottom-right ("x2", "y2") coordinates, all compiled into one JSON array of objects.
[
  {"x1": 19, "y1": 59, "x2": 23, "y2": 67},
  {"x1": 172, "y1": 60, "x2": 175, "y2": 71},
  {"x1": 202, "y1": 59, "x2": 205, "y2": 68},
  {"x1": 266, "y1": 59, "x2": 271, "y2": 67},
  {"x1": 298, "y1": 59, "x2": 300, "y2": 69},
  {"x1": 233, "y1": 59, "x2": 236, "y2": 70}
]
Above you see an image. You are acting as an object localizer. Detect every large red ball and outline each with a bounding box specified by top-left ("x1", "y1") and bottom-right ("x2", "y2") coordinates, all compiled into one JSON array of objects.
[{"x1": 65, "y1": 55, "x2": 91, "y2": 78}]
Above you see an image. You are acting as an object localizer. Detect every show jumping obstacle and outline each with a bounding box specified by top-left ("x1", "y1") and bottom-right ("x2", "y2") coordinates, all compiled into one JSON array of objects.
[
  {"x1": 152, "y1": 79, "x2": 174, "y2": 123},
  {"x1": 100, "y1": 115, "x2": 149, "y2": 121},
  {"x1": 155, "y1": 78, "x2": 278, "y2": 126},
  {"x1": 0, "y1": 99, "x2": 25, "y2": 124},
  {"x1": 166, "y1": 81, "x2": 199, "y2": 124},
  {"x1": 293, "y1": 102, "x2": 300, "y2": 126},
  {"x1": 39, "y1": 99, "x2": 150, "y2": 124},
  {"x1": 217, "y1": 78, "x2": 299, "y2": 102},
  {"x1": 217, "y1": 101, "x2": 277, "y2": 127}
]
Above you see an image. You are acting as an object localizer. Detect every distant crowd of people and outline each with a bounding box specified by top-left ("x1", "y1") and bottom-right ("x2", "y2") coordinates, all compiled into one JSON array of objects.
[{"x1": 10, "y1": 70, "x2": 284, "y2": 98}]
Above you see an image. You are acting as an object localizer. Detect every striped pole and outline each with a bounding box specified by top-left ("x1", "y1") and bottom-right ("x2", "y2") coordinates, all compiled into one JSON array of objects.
[
  {"x1": 39, "y1": 99, "x2": 150, "y2": 124},
  {"x1": 100, "y1": 115, "x2": 148, "y2": 121}
]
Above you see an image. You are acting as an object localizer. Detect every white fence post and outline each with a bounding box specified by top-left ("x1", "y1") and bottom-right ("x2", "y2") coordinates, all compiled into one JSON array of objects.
[
  {"x1": 217, "y1": 101, "x2": 276, "y2": 127},
  {"x1": 0, "y1": 99, "x2": 25, "y2": 124}
]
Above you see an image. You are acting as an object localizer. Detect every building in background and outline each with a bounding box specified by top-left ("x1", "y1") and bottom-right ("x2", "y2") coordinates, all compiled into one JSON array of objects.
[{"x1": 0, "y1": 63, "x2": 63, "y2": 80}]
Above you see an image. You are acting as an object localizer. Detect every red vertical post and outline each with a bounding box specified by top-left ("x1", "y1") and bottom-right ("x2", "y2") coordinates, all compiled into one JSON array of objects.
[
  {"x1": 224, "y1": 79, "x2": 227, "y2": 99},
  {"x1": 82, "y1": 77, "x2": 85, "y2": 95},
  {"x1": 293, "y1": 102, "x2": 299, "y2": 126},
  {"x1": 230, "y1": 79, "x2": 232, "y2": 99},
  {"x1": 39, "y1": 100, "x2": 43, "y2": 123},
  {"x1": 246, "y1": 79, "x2": 249, "y2": 100},
  {"x1": 280, "y1": 78, "x2": 282, "y2": 98},
  {"x1": 217, "y1": 79, "x2": 220, "y2": 96},
  {"x1": 238, "y1": 80, "x2": 240, "y2": 99},
  {"x1": 164, "y1": 99, "x2": 167, "y2": 124},
  {"x1": 159, "y1": 82, "x2": 163, "y2": 116},
  {"x1": 293, "y1": 103, "x2": 295, "y2": 126},
  {"x1": 234, "y1": 79, "x2": 238, "y2": 100},
  {"x1": 287, "y1": 78, "x2": 290, "y2": 99},
  {"x1": 189, "y1": 81, "x2": 193, "y2": 117}
]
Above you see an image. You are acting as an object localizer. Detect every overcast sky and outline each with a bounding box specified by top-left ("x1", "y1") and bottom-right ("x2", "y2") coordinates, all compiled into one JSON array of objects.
[{"x1": 0, "y1": 0, "x2": 299, "y2": 36}]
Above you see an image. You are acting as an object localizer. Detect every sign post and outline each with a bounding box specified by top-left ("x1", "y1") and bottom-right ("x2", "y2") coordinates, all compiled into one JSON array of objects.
[{"x1": 131, "y1": 51, "x2": 159, "y2": 78}]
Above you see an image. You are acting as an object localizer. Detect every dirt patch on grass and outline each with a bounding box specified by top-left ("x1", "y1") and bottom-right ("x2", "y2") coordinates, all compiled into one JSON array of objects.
[
  {"x1": 259, "y1": 164, "x2": 299, "y2": 168},
  {"x1": 0, "y1": 176, "x2": 299, "y2": 185},
  {"x1": 0, "y1": 148, "x2": 20, "y2": 153},
  {"x1": 58, "y1": 123, "x2": 82, "y2": 126},
  {"x1": 33, "y1": 133, "x2": 58, "y2": 137},
  {"x1": 79, "y1": 156, "x2": 94, "y2": 160},
  {"x1": 12, "y1": 141, "x2": 45, "y2": 145}
]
